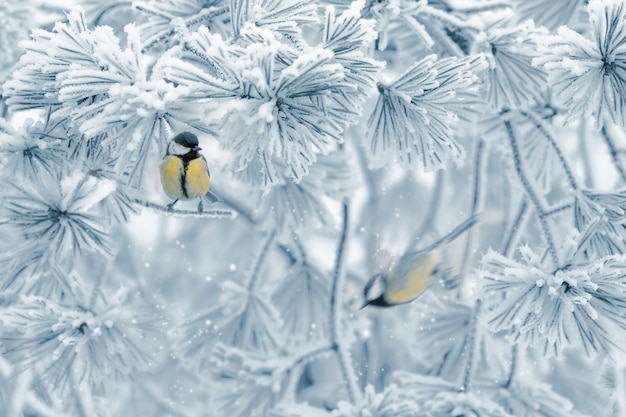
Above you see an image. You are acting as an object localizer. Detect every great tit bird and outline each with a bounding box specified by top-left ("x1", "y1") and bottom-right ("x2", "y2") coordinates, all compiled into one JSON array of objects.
[
  {"x1": 362, "y1": 215, "x2": 478, "y2": 309},
  {"x1": 160, "y1": 131, "x2": 210, "y2": 212}
]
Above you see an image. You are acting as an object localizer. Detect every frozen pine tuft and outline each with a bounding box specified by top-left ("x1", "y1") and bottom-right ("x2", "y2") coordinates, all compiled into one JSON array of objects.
[
  {"x1": 332, "y1": 384, "x2": 421, "y2": 417},
  {"x1": 481, "y1": 249, "x2": 626, "y2": 357},
  {"x1": 534, "y1": 0, "x2": 626, "y2": 127},
  {"x1": 367, "y1": 54, "x2": 486, "y2": 170},
  {"x1": 474, "y1": 13, "x2": 549, "y2": 110}
]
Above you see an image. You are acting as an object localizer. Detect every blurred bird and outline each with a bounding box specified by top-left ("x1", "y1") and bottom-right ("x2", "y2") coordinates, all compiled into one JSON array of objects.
[
  {"x1": 361, "y1": 215, "x2": 478, "y2": 309},
  {"x1": 159, "y1": 131, "x2": 211, "y2": 212}
]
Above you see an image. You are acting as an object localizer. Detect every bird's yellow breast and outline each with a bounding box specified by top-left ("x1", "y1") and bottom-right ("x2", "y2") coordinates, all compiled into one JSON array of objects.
[
  {"x1": 160, "y1": 154, "x2": 210, "y2": 200},
  {"x1": 384, "y1": 254, "x2": 437, "y2": 304},
  {"x1": 184, "y1": 156, "x2": 210, "y2": 198},
  {"x1": 160, "y1": 155, "x2": 184, "y2": 200}
]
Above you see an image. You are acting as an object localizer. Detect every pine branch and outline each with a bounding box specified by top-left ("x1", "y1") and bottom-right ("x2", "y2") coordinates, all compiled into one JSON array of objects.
[
  {"x1": 461, "y1": 140, "x2": 485, "y2": 279},
  {"x1": 88, "y1": 269, "x2": 106, "y2": 309},
  {"x1": 544, "y1": 202, "x2": 574, "y2": 217},
  {"x1": 420, "y1": 4, "x2": 481, "y2": 34},
  {"x1": 92, "y1": 1, "x2": 131, "y2": 26},
  {"x1": 133, "y1": 198, "x2": 237, "y2": 219},
  {"x1": 504, "y1": 119, "x2": 561, "y2": 267},
  {"x1": 355, "y1": 144, "x2": 381, "y2": 273},
  {"x1": 246, "y1": 230, "x2": 276, "y2": 291},
  {"x1": 600, "y1": 125, "x2": 626, "y2": 184},
  {"x1": 448, "y1": 0, "x2": 510, "y2": 13},
  {"x1": 412, "y1": 170, "x2": 444, "y2": 244},
  {"x1": 461, "y1": 302, "x2": 480, "y2": 392},
  {"x1": 578, "y1": 118, "x2": 595, "y2": 188},
  {"x1": 503, "y1": 344, "x2": 517, "y2": 389},
  {"x1": 290, "y1": 344, "x2": 334, "y2": 369},
  {"x1": 519, "y1": 110, "x2": 579, "y2": 190},
  {"x1": 469, "y1": 140, "x2": 485, "y2": 216},
  {"x1": 209, "y1": 186, "x2": 257, "y2": 224},
  {"x1": 329, "y1": 202, "x2": 361, "y2": 404}
]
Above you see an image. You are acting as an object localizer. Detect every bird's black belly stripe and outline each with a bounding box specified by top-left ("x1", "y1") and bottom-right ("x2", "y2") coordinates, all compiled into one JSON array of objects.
[
  {"x1": 180, "y1": 164, "x2": 188, "y2": 198},
  {"x1": 179, "y1": 151, "x2": 200, "y2": 199}
]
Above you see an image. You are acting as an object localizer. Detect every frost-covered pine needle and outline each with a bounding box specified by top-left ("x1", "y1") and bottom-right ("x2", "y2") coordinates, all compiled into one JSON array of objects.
[{"x1": 534, "y1": 0, "x2": 626, "y2": 127}]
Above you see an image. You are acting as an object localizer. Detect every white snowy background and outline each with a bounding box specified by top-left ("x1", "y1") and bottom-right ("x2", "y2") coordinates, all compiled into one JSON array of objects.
[{"x1": 1, "y1": 0, "x2": 626, "y2": 416}]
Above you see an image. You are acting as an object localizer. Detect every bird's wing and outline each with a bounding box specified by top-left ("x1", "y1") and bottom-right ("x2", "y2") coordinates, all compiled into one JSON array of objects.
[
  {"x1": 159, "y1": 155, "x2": 184, "y2": 200},
  {"x1": 384, "y1": 252, "x2": 438, "y2": 304},
  {"x1": 185, "y1": 156, "x2": 210, "y2": 198},
  {"x1": 374, "y1": 247, "x2": 396, "y2": 275}
]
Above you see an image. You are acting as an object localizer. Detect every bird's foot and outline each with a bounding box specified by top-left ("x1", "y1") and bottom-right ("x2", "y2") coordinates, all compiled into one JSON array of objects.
[
  {"x1": 166, "y1": 200, "x2": 178, "y2": 211},
  {"x1": 197, "y1": 199, "x2": 204, "y2": 213}
]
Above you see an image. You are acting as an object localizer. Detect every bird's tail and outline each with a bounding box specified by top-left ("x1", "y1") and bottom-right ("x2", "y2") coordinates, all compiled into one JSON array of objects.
[
  {"x1": 420, "y1": 214, "x2": 479, "y2": 254},
  {"x1": 203, "y1": 190, "x2": 220, "y2": 203}
]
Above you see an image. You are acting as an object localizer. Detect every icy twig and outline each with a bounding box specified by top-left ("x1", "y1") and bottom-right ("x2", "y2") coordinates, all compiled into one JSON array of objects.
[
  {"x1": 543, "y1": 202, "x2": 573, "y2": 217},
  {"x1": 601, "y1": 125, "x2": 626, "y2": 184},
  {"x1": 138, "y1": 4, "x2": 229, "y2": 53},
  {"x1": 246, "y1": 230, "x2": 276, "y2": 291},
  {"x1": 578, "y1": 118, "x2": 594, "y2": 188},
  {"x1": 290, "y1": 344, "x2": 335, "y2": 369},
  {"x1": 461, "y1": 140, "x2": 485, "y2": 276},
  {"x1": 421, "y1": 4, "x2": 482, "y2": 34},
  {"x1": 504, "y1": 119, "x2": 561, "y2": 267},
  {"x1": 446, "y1": 0, "x2": 510, "y2": 13},
  {"x1": 504, "y1": 344, "x2": 517, "y2": 389},
  {"x1": 93, "y1": 1, "x2": 131, "y2": 26},
  {"x1": 329, "y1": 203, "x2": 361, "y2": 403},
  {"x1": 133, "y1": 198, "x2": 237, "y2": 219},
  {"x1": 461, "y1": 301, "x2": 480, "y2": 392},
  {"x1": 519, "y1": 110, "x2": 579, "y2": 190},
  {"x1": 412, "y1": 170, "x2": 444, "y2": 245}
]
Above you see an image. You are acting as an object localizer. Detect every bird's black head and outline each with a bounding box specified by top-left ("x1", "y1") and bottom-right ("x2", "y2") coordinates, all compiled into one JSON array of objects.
[
  {"x1": 167, "y1": 131, "x2": 202, "y2": 156},
  {"x1": 173, "y1": 131, "x2": 199, "y2": 149},
  {"x1": 361, "y1": 273, "x2": 391, "y2": 309}
]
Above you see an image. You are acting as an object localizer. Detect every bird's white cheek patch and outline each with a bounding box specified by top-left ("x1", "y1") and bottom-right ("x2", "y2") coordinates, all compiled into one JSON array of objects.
[
  {"x1": 169, "y1": 142, "x2": 190, "y2": 155},
  {"x1": 369, "y1": 278, "x2": 384, "y2": 299}
]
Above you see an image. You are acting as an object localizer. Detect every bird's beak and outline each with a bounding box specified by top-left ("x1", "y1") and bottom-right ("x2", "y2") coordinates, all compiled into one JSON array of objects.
[
  {"x1": 194, "y1": 146, "x2": 202, "y2": 151},
  {"x1": 359, "y1": 300, "x2": 369, "y2": 311}
]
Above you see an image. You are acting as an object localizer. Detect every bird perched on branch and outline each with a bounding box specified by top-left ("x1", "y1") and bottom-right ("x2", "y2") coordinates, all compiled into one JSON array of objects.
[{"x1": 159, "y1": 131, "x2": 211, "y2": 213}]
